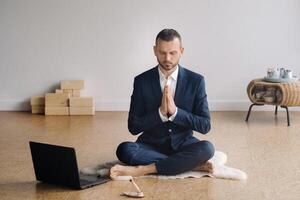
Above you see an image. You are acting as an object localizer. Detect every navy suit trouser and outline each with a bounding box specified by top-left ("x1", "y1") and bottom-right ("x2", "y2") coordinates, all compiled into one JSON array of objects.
[{"x1": 116, "y1": 139, "x2": 215, "y2": 175}]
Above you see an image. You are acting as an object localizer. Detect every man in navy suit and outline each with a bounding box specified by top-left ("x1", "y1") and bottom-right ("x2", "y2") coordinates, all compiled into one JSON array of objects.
[{"x1": 110, "y1": 29, "x2": 214, "y2": 178}]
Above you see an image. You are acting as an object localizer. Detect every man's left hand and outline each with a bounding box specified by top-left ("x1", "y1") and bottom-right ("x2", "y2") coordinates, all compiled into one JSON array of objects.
[{"x1": 166, "y1": 87, "x2": 176, "y2": 115}]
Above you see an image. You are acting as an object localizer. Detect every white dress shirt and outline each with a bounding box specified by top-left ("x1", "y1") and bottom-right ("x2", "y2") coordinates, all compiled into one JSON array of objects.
[{"x1": 158, "y1": 65, "x2": 178, "y2": 122}]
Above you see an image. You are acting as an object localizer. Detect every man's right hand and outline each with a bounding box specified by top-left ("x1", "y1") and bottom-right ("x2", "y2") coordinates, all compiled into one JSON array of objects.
[{"x1": 159, "y1": 85, "x2": 168, "y2": 116}]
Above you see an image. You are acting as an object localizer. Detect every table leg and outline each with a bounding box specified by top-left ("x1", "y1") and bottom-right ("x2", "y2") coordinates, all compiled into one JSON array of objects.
[
  {"x1": 281, "y1": 106, "x2": 290, "y2": 126},
  {"x1": 245, "y1": 103, "x2": 264, "y2": 122},
  {"x1": 275, "y1": 105, "x2": 278, "y2": 115}
]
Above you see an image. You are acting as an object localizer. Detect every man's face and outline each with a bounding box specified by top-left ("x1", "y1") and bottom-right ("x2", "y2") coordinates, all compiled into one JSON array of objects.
[{"x1": 154, "y1": 38, "x2": 184, "y2": 72}]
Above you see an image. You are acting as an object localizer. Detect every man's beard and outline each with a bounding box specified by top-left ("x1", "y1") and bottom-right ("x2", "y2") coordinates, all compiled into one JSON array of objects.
[{"x1": 157, "y1": 60, "x2": 178, "y2": 71}]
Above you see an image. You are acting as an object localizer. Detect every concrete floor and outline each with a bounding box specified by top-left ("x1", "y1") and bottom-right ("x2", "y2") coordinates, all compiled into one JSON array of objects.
[{"x1": 0, "y1": 111, "x2": 299, "y2": 200}]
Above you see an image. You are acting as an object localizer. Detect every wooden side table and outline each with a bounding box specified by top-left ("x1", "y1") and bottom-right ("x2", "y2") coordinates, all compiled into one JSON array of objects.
[{"x1": 245, "y1": 78, "x2": 300, "y2": 126}]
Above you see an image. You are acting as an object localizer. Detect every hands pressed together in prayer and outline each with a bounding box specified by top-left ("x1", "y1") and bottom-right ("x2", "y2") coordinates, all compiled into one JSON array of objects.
[{"x1": 159, "y1": 85, "x2": 176, "y2": 117}]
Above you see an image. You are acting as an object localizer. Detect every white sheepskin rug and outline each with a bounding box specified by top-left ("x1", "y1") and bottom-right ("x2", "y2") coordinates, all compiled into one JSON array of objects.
[{"x1": 80, "y1": 151, "x2": 247, "y2": 181}]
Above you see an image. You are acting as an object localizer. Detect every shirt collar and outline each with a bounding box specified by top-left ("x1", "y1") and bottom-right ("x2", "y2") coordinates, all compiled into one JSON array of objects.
[{"x1": 158, "y1": 65, "x2": 179, "y2": 81}]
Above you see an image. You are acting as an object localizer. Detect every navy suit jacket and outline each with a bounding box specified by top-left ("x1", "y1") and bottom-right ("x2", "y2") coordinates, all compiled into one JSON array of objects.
[{"x1": 128, "y1": 65, "x2": 211, "y2": 150}]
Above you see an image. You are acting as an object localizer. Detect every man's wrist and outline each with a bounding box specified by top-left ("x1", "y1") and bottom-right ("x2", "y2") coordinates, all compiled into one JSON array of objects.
[
  {"x1": 158, "y1": 108, "x2": 169, "y2": 122},
  {"x1": 168, "y1": 107, "x2": 177, "y2": 121}
]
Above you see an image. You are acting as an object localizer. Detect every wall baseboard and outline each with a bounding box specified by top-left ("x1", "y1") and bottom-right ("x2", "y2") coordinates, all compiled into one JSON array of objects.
[
  {"x1": 0, "y1": 100, "x2": 31, "y2": 111},
  {"x1": 1, "y1": 99, "x2": 300, "y2": 111}
]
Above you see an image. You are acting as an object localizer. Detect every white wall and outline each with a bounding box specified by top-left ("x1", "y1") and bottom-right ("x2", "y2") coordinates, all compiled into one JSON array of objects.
[{"x1": 1, "y1": 0, "x2": 300, "y2": 111}]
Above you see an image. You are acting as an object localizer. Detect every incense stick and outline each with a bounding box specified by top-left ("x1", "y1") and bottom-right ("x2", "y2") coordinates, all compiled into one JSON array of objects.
[{"x1": 130, "y1": 178, "x2": 142, "y2": 193}]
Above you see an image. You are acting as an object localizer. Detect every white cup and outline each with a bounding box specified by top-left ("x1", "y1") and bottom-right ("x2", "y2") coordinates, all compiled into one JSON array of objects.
[
  {"x1": 283, "y1": 69, "x2": 293, "y2": 79},
  {"x1": 267, "y1": 68, "x2": 280, "y2": 79}
]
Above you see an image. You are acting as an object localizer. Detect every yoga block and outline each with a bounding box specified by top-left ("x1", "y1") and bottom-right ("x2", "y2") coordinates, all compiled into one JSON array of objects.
[
  {"x1": 45, "y1": 93, "x2": 70, "y2": 107},
  {"x1": 45, "y1": 107, "x2": 69, "y2": 115},
  {"x1": 69, "y1": 97, "x2": 94, "y2": 107},
  {"x1": 61, "y1": 80, "x2": 84, "y2": 90},
  {"x1": 63, "y1": 89, "x2": 73, "y2": 96},
  {"x1": 69, "y1": 107, "x2": 95, "y2": 115},
  {"x1": 31, "y1": 105, "x2": 45, "y2": 114},
  {"x1": 55, "y1": 89, "x2": 63, "y2": 94},
  {"x1": 30, "y1": 96, "x2": 45, "y2": 106},
  {"x1": 72, "y1": 89, "x2": 81, "y2": 97}
]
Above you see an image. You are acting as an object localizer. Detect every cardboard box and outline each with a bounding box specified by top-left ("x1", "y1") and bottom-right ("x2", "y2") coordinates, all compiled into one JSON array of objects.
[
  {"x1": 69, "y1": 97, "x2": 94, "y2": 107},
  {"x1": 55, "y1": 89, "x2": 63, "y2": 94},
  {"x1": 63, "y1": 89, "x2": 73, "y2": 96},
  {"x1": 72, "y1": 89, "x2": 81, "y2": 97},
  {"x1": 61, "y1": 80, "x2": 84, "y2": 90},
  {"x1": 45, "y1": 107, "x2": 69, "y2": 115},
  {"x1": 45, "y1": 93, "x2": 70, "y2": 107},
  {"x1": 69, "y1": 107, "x2": 95, "y2": 115},
  {"x1": 31, "y1": 105, "x2": 45, "y2": 114},
  {"x1": 30, "y1": 96, "x2": 45, "y2": 106}
]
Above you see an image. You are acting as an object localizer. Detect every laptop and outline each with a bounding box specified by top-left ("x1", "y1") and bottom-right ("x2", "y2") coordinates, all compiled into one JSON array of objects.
[{"x1": 29, "y1": 141, "x2": 111, "y2": 189}]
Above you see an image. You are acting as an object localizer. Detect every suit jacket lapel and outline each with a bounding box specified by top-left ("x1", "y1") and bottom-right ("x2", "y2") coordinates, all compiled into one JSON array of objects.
[
  {"x1": 174, "y1": 65, "x2": 187, "y2": 105},
  {"x1": 151, "y1": 66, "x2": 162, "y2": 101}
]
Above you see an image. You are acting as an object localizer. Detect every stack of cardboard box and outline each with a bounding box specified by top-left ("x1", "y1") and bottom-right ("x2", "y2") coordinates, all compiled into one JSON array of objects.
[
  {"x1": 31, "y1": 80, "x2": 95, "y2": 116},
  {"x1": 30, "y1": 96, "x2": 45, "y2": 114}
]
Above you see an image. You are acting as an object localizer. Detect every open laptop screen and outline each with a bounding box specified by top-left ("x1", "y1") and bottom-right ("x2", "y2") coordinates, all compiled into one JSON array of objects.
[{"x1": 29, "y1": 141, "x2": 81, "y2": 189}]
